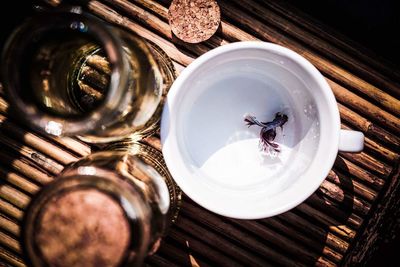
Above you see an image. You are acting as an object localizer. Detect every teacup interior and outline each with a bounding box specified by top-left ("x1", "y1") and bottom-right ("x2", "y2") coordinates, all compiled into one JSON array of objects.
[{"x1": 176, "y1": 49, "x2": 321, "y2": 196}]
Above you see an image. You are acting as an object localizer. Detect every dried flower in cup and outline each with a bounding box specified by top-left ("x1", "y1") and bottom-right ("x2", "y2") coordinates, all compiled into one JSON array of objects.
[{"x1": 244, "y1": 112, "x2": 288, "y2": 152}]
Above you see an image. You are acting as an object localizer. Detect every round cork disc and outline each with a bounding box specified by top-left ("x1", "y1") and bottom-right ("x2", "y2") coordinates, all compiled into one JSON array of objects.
[
  {"x1": 168, "y1": 0, "x2": 221, "y2": 43},
  {"x1": 34, "y1": 189, "x2": 130, "y2": 267}
]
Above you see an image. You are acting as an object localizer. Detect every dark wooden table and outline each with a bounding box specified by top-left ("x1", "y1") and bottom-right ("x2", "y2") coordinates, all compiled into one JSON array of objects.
[{"x1": 0, "y1": 0, "x2": 399, "y2": 266}]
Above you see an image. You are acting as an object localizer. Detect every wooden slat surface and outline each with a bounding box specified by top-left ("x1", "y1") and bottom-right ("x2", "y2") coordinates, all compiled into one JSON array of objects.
[{"x1": 0, "y1": 0, "x2": 399, "y2": 266}]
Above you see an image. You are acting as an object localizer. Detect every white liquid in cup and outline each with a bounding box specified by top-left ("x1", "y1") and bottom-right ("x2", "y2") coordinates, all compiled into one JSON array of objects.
[{"x1": 179, "y1": 59, "x2": 320, "y2": 196}]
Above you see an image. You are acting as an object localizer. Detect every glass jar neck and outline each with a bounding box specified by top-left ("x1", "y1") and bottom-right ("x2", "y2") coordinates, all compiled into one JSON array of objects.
[{"x1": 2, "y1": 11, "x2": 129, "y2": 136}]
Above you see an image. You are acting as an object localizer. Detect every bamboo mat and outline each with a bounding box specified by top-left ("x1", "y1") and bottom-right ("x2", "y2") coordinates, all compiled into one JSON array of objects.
[{"x1": 0, "y1": 0, "x2": 399, "y2": 266}]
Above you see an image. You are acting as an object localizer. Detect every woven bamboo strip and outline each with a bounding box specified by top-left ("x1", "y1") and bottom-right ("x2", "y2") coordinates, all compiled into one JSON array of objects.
[
  {"x1": 0, "y1": 135, "x2": 63, "y2": 175},
  {"x1": 0, "y1": 200, "x2": 22, "y2": 222},
  {"x1": 261, "y1": 0, "x2": 400, "y2": 84},
  {"x1": 226, "y1": 218, "x2": 337, "y2": 265},
  {"x1": 296, "y1": 203, "x2": 356, "y2": 241},
  {"x1": 259, "y1": 217, "x2": 343, "y2": 263},
  {"x1": 0, "y1": 151, "x2": 53, "y2": 185},
  {"x1": 364, "y1": 138, "x2": 398, "y2": 163},
  {"x1": 133, "y1": 0, "x2": 168, "y2": 19},
  {"x1": 327, "y1": 169, "x2": 378, "y2": 203},
  {"x1": 168, "y1": 227, "x2": 243, "y2": 267},
  {"x1": 0, "y1": 247, "x2": 25, "y2": 267},
  {"x1": 328, "y1": 80, "x2": 399, "y2": 134},
  {"x1": 179, "y1": 208, "x2": 296, "y2": 267},
  {"x1": 319, "y1": 173, "x2": 377, "y2": 215},
  {"x1": 0, "y1": 186, "x2": 29, "y2": 210},
  {"x1": 339, "y1": 150, "x2": 392, "y2": 177},
  {"x1": 157, "y1": 239, "x2": 211, "y2": 267},
  {"x1": 0, "y1": 113, "x2": 78, "y2": 165},
  {"x1": 319, "y1": 179, "x2": 371, "y2": 216},
  {"x1": 0, "y1": 97, "x2": 88, "y2": 160},
  {"x1": 0, "y1": 216, "x2": 19, "y2": 237},
  {"x1": 146, "y1": 254, "x2": 181, "y2": 267},
  {"x1": 306, "y1": 193, "x2": 364, "y2": 229},
  {"x1": 334, "y1": 156, "x2": 385, "y2": 190},
  {"x1": 0, "y1": 167, "x2": 39, "y2": 195},
  {"x1": 276, "y1": 212, "x2": 350, "y2": 254},
  {"x1": 0, "y1": 231, "x2": 20, "y2": 254},
  {"x1": 45, "y1": 136, "x2": 91, "y2": 158}
]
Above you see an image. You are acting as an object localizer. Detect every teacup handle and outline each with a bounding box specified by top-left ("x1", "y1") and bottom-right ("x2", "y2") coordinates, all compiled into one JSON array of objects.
[{"x1": 338, "y1": 129, "x2": 364, "y2": 152}]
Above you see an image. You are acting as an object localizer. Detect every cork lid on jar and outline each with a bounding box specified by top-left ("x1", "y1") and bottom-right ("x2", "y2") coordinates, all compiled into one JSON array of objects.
[
  {"x1": 168, "y1": 0, "x2": 221, "y2": 43},
  {"x1": 33, "y1": 188, "x2": 130, "y2": 267}
]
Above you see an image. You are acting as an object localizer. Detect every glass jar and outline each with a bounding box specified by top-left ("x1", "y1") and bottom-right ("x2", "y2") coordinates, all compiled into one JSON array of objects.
[
  {"x1": 1, "y1": 10, "x2": 176, "y2": 143},
  {"x1": 23, "y1": 142, "x2": 181, "y2": 267}
]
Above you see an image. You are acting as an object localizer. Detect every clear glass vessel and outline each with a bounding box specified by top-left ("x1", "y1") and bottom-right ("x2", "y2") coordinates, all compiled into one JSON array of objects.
[
  {"x1": 1, "y1": 10, "x2": 176, "y2": 143},
  {"x1": 23, "y1": 142, "x2": 181, "y2": 267}
]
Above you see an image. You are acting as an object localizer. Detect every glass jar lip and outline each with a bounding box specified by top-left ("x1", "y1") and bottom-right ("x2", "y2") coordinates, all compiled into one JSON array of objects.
[{"x1": 1, "y1": 11, "x2": 129, "y2": 136}]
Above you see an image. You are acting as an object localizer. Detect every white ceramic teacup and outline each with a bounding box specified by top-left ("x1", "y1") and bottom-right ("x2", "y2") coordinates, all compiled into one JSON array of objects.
[{"x1": 161, "y1": 42, "x2": 364, "y2": 219}]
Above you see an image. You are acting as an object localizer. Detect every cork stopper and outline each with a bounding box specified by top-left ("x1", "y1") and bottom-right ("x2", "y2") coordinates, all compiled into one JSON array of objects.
[
  {"x1": 168, "y1": 0, "x2": 221, "y2": 43},
  {"x1": 34, "y1": 189, "x2": 130, "y2": 267}
]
